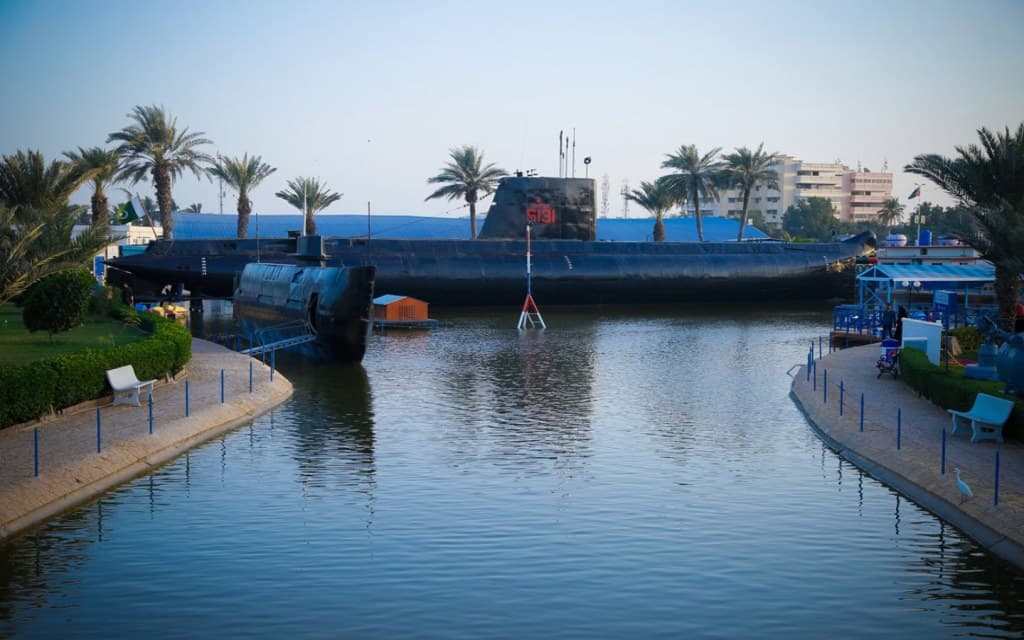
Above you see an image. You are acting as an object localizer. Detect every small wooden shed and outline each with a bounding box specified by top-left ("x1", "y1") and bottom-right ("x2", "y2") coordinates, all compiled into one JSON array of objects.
[{"x1": 372, "y1": 294, "x2": 437, "y2": 329}]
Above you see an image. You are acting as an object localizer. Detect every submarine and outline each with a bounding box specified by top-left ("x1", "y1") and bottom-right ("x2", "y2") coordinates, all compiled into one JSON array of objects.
[
  {"x1": 233, "y1": 236, "x2": 376, "y2": 363},
  {"x1": 105, "y1": 176, "x2": 876, "y2": 306}
]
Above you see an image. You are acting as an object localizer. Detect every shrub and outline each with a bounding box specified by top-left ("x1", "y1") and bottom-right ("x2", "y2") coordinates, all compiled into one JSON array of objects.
[
  {"x1": 948, "y1": 326, "x2": 984, "y2": 352},
  {"x1": 0, "y1": 362, "x2": 58, "y2": 426},
  {"x1": 22, "y1": 269, "x2": 97, "y2": 340}
]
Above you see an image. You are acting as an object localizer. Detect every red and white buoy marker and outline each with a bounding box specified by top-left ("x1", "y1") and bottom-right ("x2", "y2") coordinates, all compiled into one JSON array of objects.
[{"x1": 517, "y1": 223, "x2": 545, "y2": 330}]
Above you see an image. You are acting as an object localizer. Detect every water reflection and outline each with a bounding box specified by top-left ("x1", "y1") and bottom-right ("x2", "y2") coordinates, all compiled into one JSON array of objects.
[
  {"x1": 2, "y1": 304, "x2": 1024, "y2": 638},
  {"x1": 276, "y1": 355, "x2": 375, "y2": 495}
]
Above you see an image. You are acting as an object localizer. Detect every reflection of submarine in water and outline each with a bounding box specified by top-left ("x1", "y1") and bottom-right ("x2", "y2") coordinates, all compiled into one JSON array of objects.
[
  {"x1": 233, "y1": 237, "x2": 376, "y2": 363},
  {"x1": 105, "y1": 177, "x2": 876, "y2": 306}
]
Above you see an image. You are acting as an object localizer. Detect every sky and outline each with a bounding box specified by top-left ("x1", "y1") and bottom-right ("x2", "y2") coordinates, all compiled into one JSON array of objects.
[{"x1": 1, "y1": 0, "x2": 1022, "y2": 219}]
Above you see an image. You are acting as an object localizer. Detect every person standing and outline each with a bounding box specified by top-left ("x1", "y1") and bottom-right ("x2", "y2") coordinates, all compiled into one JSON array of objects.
[
  {"x1": 881, "y1": 303, "x2": 896, "y2": 338},
  {"x1": 894, "y1": 306, "x2": 908, "y2": 342},
  {"x1": 120, "y1": 282, "x2": 134, "y2": 307}
]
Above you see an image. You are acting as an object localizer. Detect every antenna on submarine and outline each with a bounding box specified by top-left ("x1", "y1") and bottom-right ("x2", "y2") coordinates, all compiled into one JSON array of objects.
[
  {"x1": 558, "y1": 130, "x2": 564, "y2": 178},
  {"x1": 517, "y1": 222, "x2": 545, "y2": 330}
]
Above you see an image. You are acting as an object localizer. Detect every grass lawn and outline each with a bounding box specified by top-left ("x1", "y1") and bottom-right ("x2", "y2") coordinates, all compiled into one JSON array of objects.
[{"x1": 0, "y1": 304, "x2": 149, "y2": 365}]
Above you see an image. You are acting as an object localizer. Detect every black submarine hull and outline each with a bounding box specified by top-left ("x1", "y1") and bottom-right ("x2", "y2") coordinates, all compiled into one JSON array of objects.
[
  {"x1": 105, "y1": 176, "x2": 875, "y2": 307},
  {"x1": 234, "y1": 262, "x2": 376, "y2": 363}
]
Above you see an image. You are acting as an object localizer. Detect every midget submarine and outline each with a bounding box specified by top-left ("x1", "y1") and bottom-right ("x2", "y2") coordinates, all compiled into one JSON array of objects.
[
  {"x1": 105, "y1": 176, "x2": 875, "y2": 306},
  {"x1": 233, "y1": 236, "x2": 376, "y2": 363}
]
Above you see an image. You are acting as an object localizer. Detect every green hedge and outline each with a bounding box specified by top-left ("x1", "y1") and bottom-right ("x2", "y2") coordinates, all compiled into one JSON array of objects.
[
  {"x1": 0, "y1": 306, "x2": 193, "y2": 429},
  {"x1": 899, "y1": 346, "x2": 1024, "y2": 439},
  {"x1": 0, "y1": 362, "x2": 59, "y2": 427}
]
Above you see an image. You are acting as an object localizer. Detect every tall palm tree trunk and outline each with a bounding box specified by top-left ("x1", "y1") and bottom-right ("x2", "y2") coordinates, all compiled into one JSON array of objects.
[
  {"x1": 693, "y1": 187, "x2": 704, "y2": 242},
  {"x1": 467, "y1": 190, "x2": 478, "y2": 240},
  {"x1": 737, "y1": 189, "x2": 752, "y2": 241},
  {"x1": 305, "y1": 207, "x2": 317, "y2": 235},
  {"x1": 994, "y1": 264, "x2": 1019, "y2": 331},
  {"x1": 154, "y1": 165, "x2": 174, "y2": 239},
  {"x1": 653, "y1": 214, "x2": 665, "y2": 241},
  {"x1": 91, "y1": 191, "x2": 109, "y2": 225},
  {"x1": 237, "y1": 193, "x2": 252, "y2": 239}
]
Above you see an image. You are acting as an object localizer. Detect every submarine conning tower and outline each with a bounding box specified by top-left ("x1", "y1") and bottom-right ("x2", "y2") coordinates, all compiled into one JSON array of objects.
[{"x1": 478, "y1": 176, "x2": 596, "y2": 241}]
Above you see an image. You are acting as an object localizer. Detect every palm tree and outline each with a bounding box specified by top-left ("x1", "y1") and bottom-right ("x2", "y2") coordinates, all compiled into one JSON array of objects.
[
  {"x1": 425, "y1": 145, "x2": 508, "y2": 239},
  {"x1": 721, "y1": 144, "x2": 779, "y2": 241},
  {"x1": 660, "y1": 145, "x2": 722, "y2": 242},
  {"x1": 875, "y1": 197, "x2": 904, "y2": 234},
  {"x1": 63, "y1": 146, "x2": 121, "y2": 225},
  {"x1": 183, "y1": 203, "x2": 203, "y2": 213},
  {"x1": 274, "y1": 177, "x2": 342, "y2": 235},
  {"x1": 905, "y1": 123, "x2": 1024, "y2": 330},
  {"x1": 107, "y1": 105, "x2": 213, "y2": 240},
  {"x1": 0, "y1": 149, "x2": 95, "y2": 214},
  {"x1": 624, "y1": 178, "x2": 676, "y2": 241},
  {"x1": 209, "y1": 154, "x2": 277, "y2": 238},
  {"x1": 0, "y1": 150, "x2": 114, "y2": 304}
]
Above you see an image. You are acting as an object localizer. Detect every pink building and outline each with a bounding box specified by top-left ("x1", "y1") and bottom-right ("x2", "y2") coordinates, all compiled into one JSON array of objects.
[{"x1": 842, "y1": 170, "x2": 893, "y2": 224}]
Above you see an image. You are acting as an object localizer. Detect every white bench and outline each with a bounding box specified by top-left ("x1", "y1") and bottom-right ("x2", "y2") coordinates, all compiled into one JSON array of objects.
[
  {"x1": 948, "y1": 392, "x2": 1015, "y2": 443},
  {"x1": 106, "y1": 365, "x2": 157, "y2": 407}
]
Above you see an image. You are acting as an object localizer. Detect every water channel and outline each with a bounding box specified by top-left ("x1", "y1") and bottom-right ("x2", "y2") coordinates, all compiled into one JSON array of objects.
[{"x1": 2, "y1": 304, "x2": 1023, "y2": 638}]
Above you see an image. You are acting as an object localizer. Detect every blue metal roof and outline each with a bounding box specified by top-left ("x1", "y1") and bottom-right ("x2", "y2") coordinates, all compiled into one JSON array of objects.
[
  {"x1": 373, "y1": 294, "x2": 408, "y2": 305},
  {"x1": 857, "y1": 263, "x2": 995, "y2": 284},
  {"x1": 172, "y1": 213, "x2": 766, "y2": 243}
]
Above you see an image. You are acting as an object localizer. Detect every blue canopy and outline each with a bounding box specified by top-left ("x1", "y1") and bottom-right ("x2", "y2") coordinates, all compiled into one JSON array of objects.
[{"x1": 856, "y1": 262, "x2": 995, "y2": 307}]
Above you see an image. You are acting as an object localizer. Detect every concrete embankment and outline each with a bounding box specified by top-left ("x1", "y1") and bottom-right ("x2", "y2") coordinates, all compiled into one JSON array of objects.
[
  {"x1": 0, "y1": 338, "x2": 292, "y2": 540},
  {"x1": 790, "y1": 344, "x2": 1024, "y2": 570}
]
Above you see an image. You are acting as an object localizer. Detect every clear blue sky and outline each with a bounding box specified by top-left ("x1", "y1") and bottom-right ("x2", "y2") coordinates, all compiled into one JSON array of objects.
[{"x1": 1, "y1": 0, "x2": 1021, "y2": 217}]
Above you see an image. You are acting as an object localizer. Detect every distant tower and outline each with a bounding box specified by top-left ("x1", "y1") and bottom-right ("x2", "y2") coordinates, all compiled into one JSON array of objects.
[{"x1": 620, "y1": 179, "x2": 630, "y2": 218}]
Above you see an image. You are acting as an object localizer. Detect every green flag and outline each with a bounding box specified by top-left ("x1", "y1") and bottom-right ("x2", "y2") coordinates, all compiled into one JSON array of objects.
[{"x1": 116, "y1": 196, "x2": 145, "y2": 224}]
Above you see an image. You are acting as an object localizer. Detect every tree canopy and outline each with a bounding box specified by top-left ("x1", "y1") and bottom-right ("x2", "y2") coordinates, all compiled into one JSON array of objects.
[
  {"x1": 782, "y1": 197, "x2": 839, "y2": 241},
  {"x1": 108, "y1": 105, "x2": 213, "y2": 240}
]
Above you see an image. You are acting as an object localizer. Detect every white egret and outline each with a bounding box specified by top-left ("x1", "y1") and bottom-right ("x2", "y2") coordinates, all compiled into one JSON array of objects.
[{"x1": 954, "y1": 467, "x2": 974, "y2": 504}]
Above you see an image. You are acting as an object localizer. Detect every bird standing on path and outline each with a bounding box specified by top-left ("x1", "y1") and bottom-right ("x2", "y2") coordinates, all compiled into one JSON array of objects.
[{"x1": 954, "y1": 467, "x2": 974, "y2": 504}]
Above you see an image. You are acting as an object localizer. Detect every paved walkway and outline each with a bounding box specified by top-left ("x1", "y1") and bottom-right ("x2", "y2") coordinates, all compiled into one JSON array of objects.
[
  {"x1": 0, "y1": 338, "x2": 293, "y2": 540},
  {"x1": 791, "y1": 344, "x2": 1024, "y2": 569}
]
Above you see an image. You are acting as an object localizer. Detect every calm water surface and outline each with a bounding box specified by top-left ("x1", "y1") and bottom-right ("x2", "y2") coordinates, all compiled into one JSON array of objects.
[{"x1": 2, "y1": 304, "x2": 1023, "y2": 639}]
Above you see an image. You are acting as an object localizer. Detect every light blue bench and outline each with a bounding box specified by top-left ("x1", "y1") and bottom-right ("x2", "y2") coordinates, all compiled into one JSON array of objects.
[{"x1": 948, "y1": 393, "x2": 1015, "y2": 443}]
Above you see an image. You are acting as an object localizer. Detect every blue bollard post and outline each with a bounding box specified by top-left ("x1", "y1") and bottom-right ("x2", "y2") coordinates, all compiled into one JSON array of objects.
[
  {"x1": 994, "y1": 451, "x2": 1001, "y2": 507},
  {"x1": 148, "y1": 392, "x2": 153, "y2": 435},
  {"x1": 271, "y1": 349, "x2": 275, "y2": 382},
  {"x1": 34, "y1": 427, "x2": 39, "y2": 477},
  {"x1": 221, "y1": 369, "x2": 225, "y2": 404},
  {"x1": 96, "y1": 408, "x2": 101, "y2": 453},
  {"x1": 185, "y1": 379, "x2": 190, "y2": 417},
  {"x1": 897, "y1": 407, "x2": 902, "y2": 450},
  {"x1": 823, "y1": 369, "x2": 828, "y2": 404},
  {"x1": 859, "y1": 393, "x2": 864, "y2": 432},
  {"x1": 813, "y1": 361, "x2": 817, "y2": 392},
  {"x1": 249, "y1": 360, "x2": 253, "y2": 393},
  {"x1": 818, "y1": 336, "x2": 823, "y2": 359},
  {"x1": 840, "y1": 380, "x2": 844, "y2": 416},
  {"x1": 941, "y1": 428, "x2": 946, "y2": 475}
]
